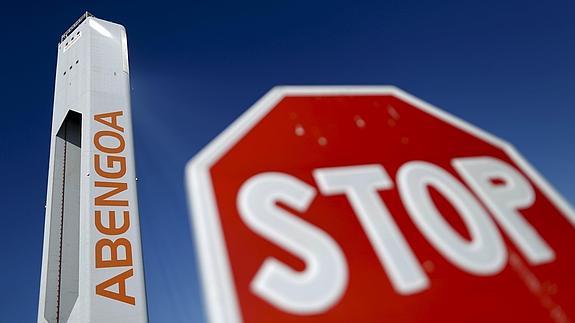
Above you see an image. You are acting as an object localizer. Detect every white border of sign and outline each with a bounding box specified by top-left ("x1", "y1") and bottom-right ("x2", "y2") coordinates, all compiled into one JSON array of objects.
[{"x1": 185, "y1": 86, "x2": 575, "y2": 323}]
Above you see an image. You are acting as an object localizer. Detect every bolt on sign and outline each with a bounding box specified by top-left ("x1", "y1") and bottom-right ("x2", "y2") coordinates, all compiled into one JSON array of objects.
[
  {"x1": 38, "y1": 13, "x2": 148, "y2": 323},
  {"x1": 186, "y1": 86, "x2": 575, "y2": 323}
]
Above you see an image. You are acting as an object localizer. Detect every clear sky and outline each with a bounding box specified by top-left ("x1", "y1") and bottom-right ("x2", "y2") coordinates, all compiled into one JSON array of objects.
[{"x1": 0, "y1": 0, "x2": 574, "y2": 322}]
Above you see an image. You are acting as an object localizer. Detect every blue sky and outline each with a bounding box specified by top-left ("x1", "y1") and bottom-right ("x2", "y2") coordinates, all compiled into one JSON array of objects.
[{"x1": 0, "y1": 0, "x2": 573, "y2": 322}]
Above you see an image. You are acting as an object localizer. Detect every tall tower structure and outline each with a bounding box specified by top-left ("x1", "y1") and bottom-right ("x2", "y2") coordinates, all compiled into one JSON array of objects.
[{"x1": 38, "y1": 12, "x2": 148, "y2": 323}]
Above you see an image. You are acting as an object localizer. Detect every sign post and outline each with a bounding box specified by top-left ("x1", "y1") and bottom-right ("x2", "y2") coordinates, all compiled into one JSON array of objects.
[{"x1": 187, "y1": 86, "x2": 575, "y2": 323}]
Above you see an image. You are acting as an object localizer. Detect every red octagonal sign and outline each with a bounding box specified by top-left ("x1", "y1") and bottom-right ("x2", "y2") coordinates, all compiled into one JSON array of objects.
[{"x1": 186, "y1": 87, "x2": 575, "y2": 323}]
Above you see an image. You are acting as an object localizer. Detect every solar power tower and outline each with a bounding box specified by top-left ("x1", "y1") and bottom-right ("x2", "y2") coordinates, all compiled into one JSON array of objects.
[{"x1": 38, "y1": 12, "x2": 148, "y2": 323}]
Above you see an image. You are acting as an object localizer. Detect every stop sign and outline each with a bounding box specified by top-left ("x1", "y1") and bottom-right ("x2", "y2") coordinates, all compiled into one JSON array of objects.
[{"x1": 186, "y1": 86, "x2": 575, "y2": 323}]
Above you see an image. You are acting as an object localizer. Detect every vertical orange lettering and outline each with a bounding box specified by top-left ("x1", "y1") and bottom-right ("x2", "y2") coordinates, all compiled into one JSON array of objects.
[
  {"x1": 95, "y1": 238, "x2": 133, "y2": 268},
  {"x1": 95, "y1": 181, "x2": 128, "y2": 206},
  {"x1": 95, "y1": 154, "x2": 127, "y2": 179},
  {"x1": 94, "y1": 130, "x2": 125, "y2": 154},
  {"x1": 94, "y1": 111, "x2": 125, "y2": 132},
  {"x1": 95, "y1": 210, "x2": 130, "y2": 235},
  {"x1": 96, "y1": 269, "x2": 136, "y2": 305}
]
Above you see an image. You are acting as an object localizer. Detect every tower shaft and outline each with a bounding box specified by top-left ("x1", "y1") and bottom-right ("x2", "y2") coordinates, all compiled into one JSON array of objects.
[{"x1": 38, "y1": 13, "x2": 148, "y2": 323}]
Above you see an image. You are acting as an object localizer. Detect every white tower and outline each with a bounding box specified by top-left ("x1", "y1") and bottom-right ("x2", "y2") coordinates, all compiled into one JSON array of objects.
[{"x1": 38, "y1": 12, "x2": 148, "y2": 323}]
